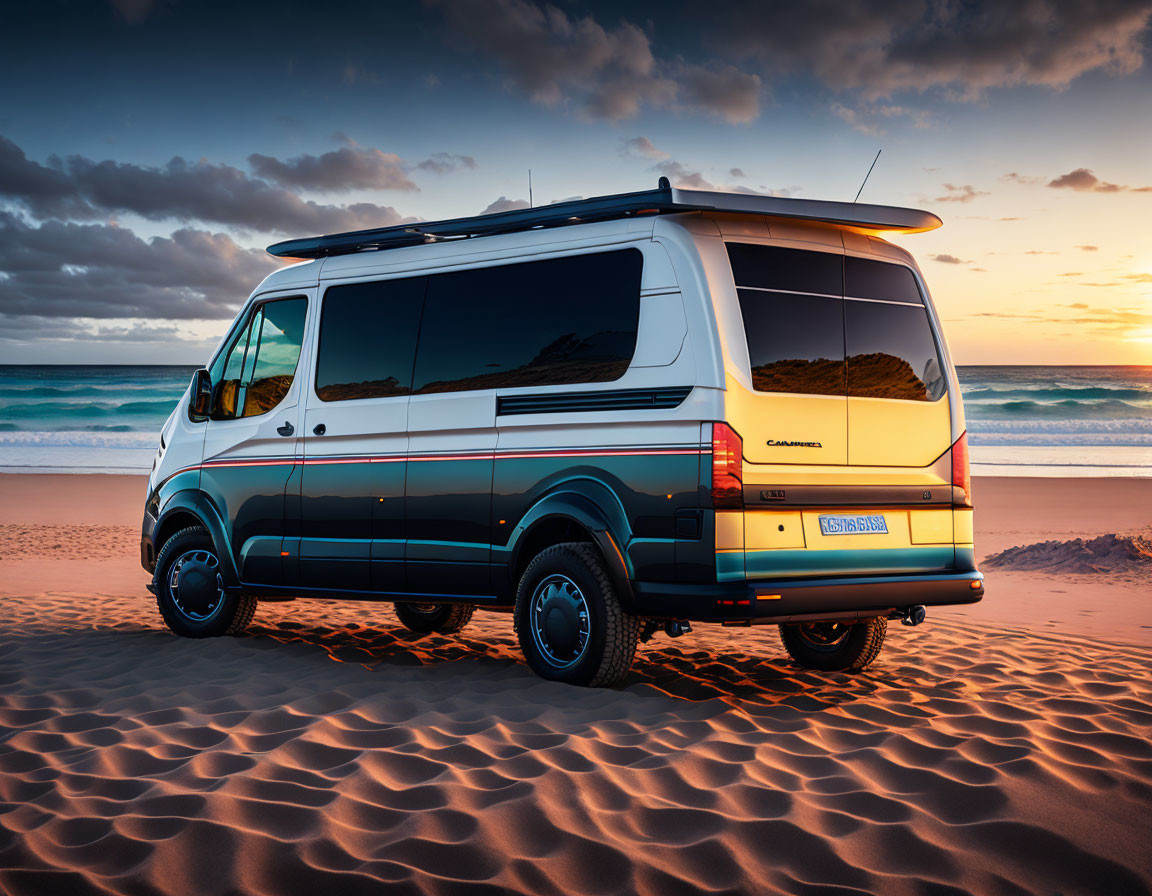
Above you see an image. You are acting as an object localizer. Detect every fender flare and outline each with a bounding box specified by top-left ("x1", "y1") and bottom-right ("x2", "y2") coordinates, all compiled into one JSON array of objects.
[
  {"x1": 507, "y1": 481, "x2": 634, "y2": 603},
  {"x1": 153, "y1": 489, "x2": 240, "y2": 587}
]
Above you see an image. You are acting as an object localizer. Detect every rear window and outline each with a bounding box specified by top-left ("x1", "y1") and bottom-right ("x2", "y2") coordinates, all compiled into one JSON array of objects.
[
  {"x1": 412, "y1": 250, "x2": 642, "y2": 394},
  {"x1": 727, "y1": 243, "x2": 945, "y2": 402},
  {"x1": 846, "y1": 302, "x2": 945, "y2": 401},
  {"x1": 737, "y1": 290, "x2": 844, "y2": 395}
]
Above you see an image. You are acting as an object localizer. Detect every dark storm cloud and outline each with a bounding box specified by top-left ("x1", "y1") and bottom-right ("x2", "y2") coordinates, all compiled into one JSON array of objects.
[
  {"x1": 0, "y1": 136, "x2": 96, "y2": 220},
  {"x1": 0, "y1": 211, "x2": 276, "y2": 319},
  {"x1": 0, "y1": 135, "x2": 411, "y2": 234},
  {"x1": 427, "y1": 0, "x2": 762, "y2": 122},
  {"x1": 709, "y1": 0, "x2": 1152, "y2": 99},
  {"x1": 248, "y1": 146, "x2": 419, "y2": 192}
]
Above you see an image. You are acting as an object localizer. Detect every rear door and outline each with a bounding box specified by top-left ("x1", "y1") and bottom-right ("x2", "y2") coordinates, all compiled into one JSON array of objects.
[
  {"x1": 724, "y1": 242, "x2": 847, "y2": 465},
  {"x1": 297, "y1": 276, "x2": 425, "y2": 593},
  {"x1": 843, "y1": 255, "x2": 951, "y2": 467}
]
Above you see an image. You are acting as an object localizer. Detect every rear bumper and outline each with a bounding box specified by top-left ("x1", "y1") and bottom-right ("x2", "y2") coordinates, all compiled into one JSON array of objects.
[{"x1": 628, "y1": 571, "x2": 984, "y2": 624}]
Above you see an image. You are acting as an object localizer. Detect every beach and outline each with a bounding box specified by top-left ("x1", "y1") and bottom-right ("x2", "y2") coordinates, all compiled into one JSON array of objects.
[{"x1": 1, "y1": 472, "x2": 1150, "y2": 895}]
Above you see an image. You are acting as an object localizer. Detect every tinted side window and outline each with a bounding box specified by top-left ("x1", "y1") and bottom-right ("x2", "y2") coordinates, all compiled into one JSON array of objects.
[
  {"x1": 727, "y1": 243, "x2": 842, "y2": 295},
  {"x1": 844, "y1": 256, "x2": 922, "y2": 303},
  {"x1": 412, "y1": 250, "x2": 642, "y2": 394},
  {"x1": 737, "y1": 290, "x2": 845, "y2": 395},
  {"x1": 212, "y1": 297, "x2": 308, "y2": 419},
  {"x1": 846, "y1": 301, "x2": 945, "y2": 401},
  {"x1": 315, "y1": 278, "x2": 426, "y2": 401}
]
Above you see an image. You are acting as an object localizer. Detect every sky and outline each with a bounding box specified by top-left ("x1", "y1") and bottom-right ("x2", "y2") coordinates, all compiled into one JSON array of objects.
[{"x1": 1, "y1": 0, "x2": 1150, "y2": 366}]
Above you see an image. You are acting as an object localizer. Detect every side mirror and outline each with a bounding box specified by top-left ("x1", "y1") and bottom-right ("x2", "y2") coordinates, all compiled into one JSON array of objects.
[{"x1": 188, "y1": 368, "x2": 213, "y2": 422}]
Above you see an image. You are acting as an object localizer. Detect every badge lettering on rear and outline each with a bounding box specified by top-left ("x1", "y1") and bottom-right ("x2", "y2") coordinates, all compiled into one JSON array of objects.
[{"x1": 818, "y1": 514, "x2": 888, "y2": 536}]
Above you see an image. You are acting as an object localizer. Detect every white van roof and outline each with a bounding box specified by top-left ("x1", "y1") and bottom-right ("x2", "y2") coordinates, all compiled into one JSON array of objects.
[{"x1": 266, "y1": 179, "x2": 942, "y2": 261}]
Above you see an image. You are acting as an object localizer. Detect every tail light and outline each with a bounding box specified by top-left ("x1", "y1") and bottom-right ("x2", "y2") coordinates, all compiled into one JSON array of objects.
[
  {"x1": 951, "y1": 431, "x2": 971, "y2": 506},
  {"x1": 711, "y1": 423, "x2": 743, "y2": 509}
]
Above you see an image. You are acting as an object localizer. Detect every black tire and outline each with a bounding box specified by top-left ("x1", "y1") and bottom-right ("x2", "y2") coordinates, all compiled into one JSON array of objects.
[
  {"x1": 779, "y1": 617, "x2": 887, "y2": 672},
  {"x1": 514, "y1": 542, "x2": 640, "y2": 687},
  {"x1": 153, "y1": 526, "x2": 257, "y2": 638},
  {"x1": 393, "y1": 601, "x2": 475, "y2": 635}
]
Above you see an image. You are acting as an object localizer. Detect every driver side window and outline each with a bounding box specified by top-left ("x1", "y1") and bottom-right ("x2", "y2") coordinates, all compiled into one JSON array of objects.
[{"x1": 211, "y1": 297, "x2": 308, "y2": 419}]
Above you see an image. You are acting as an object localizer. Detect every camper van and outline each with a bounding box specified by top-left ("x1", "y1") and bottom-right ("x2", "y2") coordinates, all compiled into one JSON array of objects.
[{"x1": 140, "y1": 182, "x2": 983, "y2": 687}]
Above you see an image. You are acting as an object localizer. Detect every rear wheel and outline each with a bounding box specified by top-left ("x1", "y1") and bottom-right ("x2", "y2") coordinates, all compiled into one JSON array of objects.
[
  {"x1": 153, "y1": 526, "x2": 256, "y2": 638},
  {"x1": 394, "y1": 601, "x2": 475, "y2": 635},
  {"x1": 514, "y1": 542, "x2": 640, "y2": 687},
  {"x1": 779, "y1": 617, "x2": 887, "y2": 672}
]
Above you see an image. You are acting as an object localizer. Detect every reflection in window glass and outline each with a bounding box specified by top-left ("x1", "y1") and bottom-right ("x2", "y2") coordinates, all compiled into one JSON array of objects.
[
  {"x1": 412, "y1": 250, "x2": 642, "y2": 394},
  {"x1": 737, "y1": 290, "x2": 845, "y2": 395},
  {"x1": 726, "y1": 243, "x2": 842, "y2": 296},
  {"x1": 844, "y1": 256, "x2": 922, "y2": 303},
  {"x1": 213, "y1": 297, "x2": 307, "y2": 419},
  {"x1": 846, "y1": 301, "x2": 945, "y2": 401},
  {"x1": 315, "y1": 278, "x2": 426, "y2": 401}
]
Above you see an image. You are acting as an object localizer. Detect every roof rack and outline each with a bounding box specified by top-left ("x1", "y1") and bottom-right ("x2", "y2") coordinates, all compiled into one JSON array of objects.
[{"x1": 266, "y1": 178, "x2": 942, "y2": 259}]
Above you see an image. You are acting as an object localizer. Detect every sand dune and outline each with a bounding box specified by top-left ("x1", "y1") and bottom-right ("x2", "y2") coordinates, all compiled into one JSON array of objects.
[
  {"x1": 985, "y1": 532, "x2": 1152, "y2": 576},
  {"x1": 2, "y1": 473, "x2": 1152, "y2": 895}
]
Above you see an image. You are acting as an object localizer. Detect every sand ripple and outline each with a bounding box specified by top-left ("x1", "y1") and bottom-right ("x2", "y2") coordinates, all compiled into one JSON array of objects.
[{"x1": 1, "y1": 592, "x2": 1151, "y2": 895}]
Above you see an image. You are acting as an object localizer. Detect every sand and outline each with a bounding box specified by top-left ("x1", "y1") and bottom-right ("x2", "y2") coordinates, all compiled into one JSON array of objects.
[{"x1": 1, "y1": 473, "x2": 1151, "y2": 895}]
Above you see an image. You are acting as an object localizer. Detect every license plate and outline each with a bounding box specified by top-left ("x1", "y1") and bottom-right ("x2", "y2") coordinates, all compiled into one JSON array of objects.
[{"x1": 819, "y1": 514, "x2": 888, "y2": 536}]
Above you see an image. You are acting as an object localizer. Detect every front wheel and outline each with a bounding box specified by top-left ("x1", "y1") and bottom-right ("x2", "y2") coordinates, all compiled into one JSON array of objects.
[
  {"x1": 153, "y1": 526, "x2": 256, "y2": 638},
  {"x1": 514, "y1": 542, "x2": 640, "y2": 687},
  {"x1": 779, "y1": 617, "x2": 887, "y2": 672}
]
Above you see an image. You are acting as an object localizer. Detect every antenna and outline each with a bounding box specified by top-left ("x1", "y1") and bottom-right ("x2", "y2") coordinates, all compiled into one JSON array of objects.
[
  {"x1": 853, "y1": 149, "x2": 881, "y2": 203},
  {"x1": 528, "y1": 169, "x2": 533, "y2": 208}
]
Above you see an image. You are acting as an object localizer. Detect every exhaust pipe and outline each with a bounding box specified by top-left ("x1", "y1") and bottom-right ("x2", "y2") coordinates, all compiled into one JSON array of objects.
[
  {"x1": 664, "y1": 620, "x2": 692, "y2": 638},
  {"x1": 900, "y1": 605, "x2": 927, "y2": 627}
]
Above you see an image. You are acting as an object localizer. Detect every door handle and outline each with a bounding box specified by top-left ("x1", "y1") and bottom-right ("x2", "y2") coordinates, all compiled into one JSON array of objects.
[
  {"x1": 276, "y1": 421, "x2": 294, "y2": 437},
  {"x1": 313, "y1": 423, "x2": 326, "y2": 436}
]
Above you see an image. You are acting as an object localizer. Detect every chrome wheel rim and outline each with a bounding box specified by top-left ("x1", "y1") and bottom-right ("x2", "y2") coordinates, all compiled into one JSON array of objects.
[
  {"x1": 168, "y1": 548, "x2": 225, "y2": 621},
  {"x1": 530, "y1": 574, "x2": 590, "y2": 668}
]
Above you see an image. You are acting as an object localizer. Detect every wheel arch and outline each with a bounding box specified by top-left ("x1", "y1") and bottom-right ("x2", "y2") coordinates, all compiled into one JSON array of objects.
[
  {"x1": 153, "y1": 490, "x2": 239, "y2": 587},
  {"x1": 507, "y1": 484, "x2": 633, "y2": 602}
]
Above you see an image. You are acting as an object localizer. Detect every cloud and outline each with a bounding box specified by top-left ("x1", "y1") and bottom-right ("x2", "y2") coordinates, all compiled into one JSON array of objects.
[
  {"x1": 0, "y1": 136, "x2": 96, "y2": 219},
  {"x1": 1077, "y1": 244, "x2": 1099, "y2": 251},
  {"x1": 929, "y1": 253, "x2": 969, "y2": 264},
  {"x1": 109, "y1": 0, "x2": 157, "y2": 24},
  {"x1": 831, "y1": 101, "x2": 930, "y2": 134},
  {"x1": 428, "y1": 0, "x2": 761, "y2": 122},
  {"x1": 415, "y1": 152, "x2": 478, "y2": 174},
  {"x1": 730, "y1": 167, "x2": 746, "y2": 178},
  {"x1": 480, "y1": 196, "x2": 530, "y2": 214},
  {"x1": 0, "y1": 211, "x2": 276, "y2": 320},
  {"x1": 619, "y1": 136, "x2": 668, "y2": 160},
  {"x1": 1002, "y1": 172, "x2": 1043, "y2": 184},
  {"x1": 676, "y1": 64, "x2": 762, "y2": 124},
  {"x1": 652, "y1": 160, "x2": 718, "y2": 190},
  {"x1": 709, "y1": 0, "x2": 1152, "y2": 100},
  {"x1": 0, "y1": 135, "x2": 411, "y2": 234},
  {"x1": 935, "y1": 183, "x2": 988, "y2": 203},
  {"x1": 248, "y1": 146, "x2": 419, "y2": 192},
  {"x1": 1047, "y1": 167, "x2": 1146, "y2": 192}
]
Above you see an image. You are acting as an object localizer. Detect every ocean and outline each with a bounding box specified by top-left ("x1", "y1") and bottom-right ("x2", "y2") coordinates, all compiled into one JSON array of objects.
[{"x1": 0, "y1": 364, "x2": 1150, "y2": 476}]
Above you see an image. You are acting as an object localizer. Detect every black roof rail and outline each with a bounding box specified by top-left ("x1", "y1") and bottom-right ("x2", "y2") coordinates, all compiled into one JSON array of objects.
[{"x1": 266, "y1": 179, "x2": 942, "y2": 259}]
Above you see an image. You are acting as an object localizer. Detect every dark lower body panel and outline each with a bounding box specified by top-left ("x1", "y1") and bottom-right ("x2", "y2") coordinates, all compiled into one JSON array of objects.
[{"x1": 627, "y1": 571, "x2": 984, "y2": 624}]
